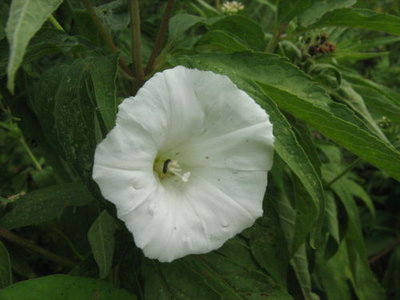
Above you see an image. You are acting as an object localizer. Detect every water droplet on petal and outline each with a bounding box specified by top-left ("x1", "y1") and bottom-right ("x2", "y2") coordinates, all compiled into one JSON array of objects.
[{"x1": 221, "y1": 219, "x2": 229, "y2": 229}]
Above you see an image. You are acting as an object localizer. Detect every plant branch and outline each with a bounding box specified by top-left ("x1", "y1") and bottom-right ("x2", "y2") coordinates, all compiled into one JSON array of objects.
[
  {"x1": 145, "y1": 0, "x2": 174, "y2": 75},
  {"x1": 48, "y1": 15, "x2": 64, "y2": 31},
  {"x1": 0, "y1": 227, "x2": 76, "y2": 269},
  {"x1": 324, "y1": 158, "x2": 362, "y2": 188},
  {"x1": 266, "y1": 22, "x2": 287, "y2": 53},
  {"x1": 369, "y1": 236, "x2": 400, "y2": 265},
  {"x1": 130, "y1": 0, "x2": 144, "y2": 83},
  {"x1": 80, "y1": 0, "x2": 133, "y2": 77},
  {"x1": 19, "y1": 136, "x2": 42, "y2": 171}
]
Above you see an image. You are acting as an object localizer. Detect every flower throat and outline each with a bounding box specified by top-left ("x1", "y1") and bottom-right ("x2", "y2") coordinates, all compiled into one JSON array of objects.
[{"x1": 154, "y1": 157, "x2": 191, "y2": 182}]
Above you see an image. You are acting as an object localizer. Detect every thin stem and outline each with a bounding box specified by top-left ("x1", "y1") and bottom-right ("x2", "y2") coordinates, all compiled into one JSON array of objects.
[
  {"x1": 19, "y1": 136, "x2": 42, "y2": 171},
  {"x1": 325, "y1": 158, "x2": 362, "y2": 188},
  {"x1": 80, "y1": 0, "x2": 133, "y2": 77},
  {"x1": 265, "y1": 22, "x2": 287, "y2": 53},
  {"x1": 52, "y1": 228, "x2": 85, "y2": 261},
  {"x1": 130, "y1": 0, "x2": 144, "y2": 83},
  {"x1": 145, "y1": 0, "x2": 174, "y2": 75},
  {"x1": 48, "y1": 15, "x2": 64, "y2": 31},
  {"x1": 215, "y1": 0, "x2": 221, "y2": 10},
  {"x1": 369, "y1": 236, "x2": 400, "y2": 265},
  {"x1": 0, "y1": 227, "x2": 76, "y2": 269}
]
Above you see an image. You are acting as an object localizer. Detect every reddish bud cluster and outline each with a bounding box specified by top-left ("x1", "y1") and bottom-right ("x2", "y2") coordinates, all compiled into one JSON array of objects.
[{"x1": 307, "y1": 33, "x2": 336, "y2": 56}]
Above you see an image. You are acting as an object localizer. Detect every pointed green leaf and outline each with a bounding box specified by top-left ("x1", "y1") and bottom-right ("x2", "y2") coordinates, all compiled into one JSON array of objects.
[
  {"x1": 88, "y1": 210, "x2": 116, "y2": 279},
  {"x1": 307, "y1": 8, "x2": 400, "y2": 35},
  {"x1": 0, "y1": 275, "x2": 135, "y2": 300},
  {"x1": 142, "y1": 238, "x2": 292, "y2": 299},
  {"x1": 298, "y1": 0, "x2": 356, "y2": 27},
  {"x1": 0, "y1": 241, "x2": 12, "y2": 288},
  {"x1": 6, "y1": 0, "x2": 63, "y2": 93},
  {"x1": 90, "y1": 55, "x2": 118, "y2": 132},
  {"x1": 0, "y1": 183, "x2": 93, "y2": 230},
  {"x1": 31, "y1": 56, "x2": 116, "y2": 181}
]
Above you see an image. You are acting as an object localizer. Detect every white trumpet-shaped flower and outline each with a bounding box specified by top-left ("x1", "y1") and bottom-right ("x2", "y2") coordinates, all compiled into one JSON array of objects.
[{"x1": 92, "y1": 66, "x2": 274, "y2": 262}]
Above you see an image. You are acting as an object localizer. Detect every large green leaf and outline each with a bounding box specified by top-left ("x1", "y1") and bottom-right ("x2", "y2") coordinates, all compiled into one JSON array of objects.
[
  {"x1": 142, "y1": 238, "x2": 292, "y2": 299},
  {"x1": 298, "y1": 0, "x2": 356, "y2": 27},
  {"x1": 168, "y1": 13, "x2": 204, "y2": 42},
  {"x1": 321, "y1": 150, "x2": 385, "y2": 300},
  {"x1": 5, "y1": 0, "x2": 63, "y2": 93},
  {"x1": 90, "y1": 55, "x2": 118, "y2": 132},
  {"x1": 0, "y1": 241, "x2": 12, "y2": 289},
  {"x1": 277, "y1": 0, "x2": 313, "y2": 24},
  {"x1": 315, "y1": 240, "x2": 352, "y2": 300},
  {"x1": 172, "y1": 52, "x2": 400, "y2": 181},
  {"x1": 291, "y1": 244, "x2": 319, "y2": 300},
  {"x1": 245, "y1": 199, "x2": 290, "y2": 287},
  {"x1": 307, "y1": 8, "x2": 400, "y2": 35},
  {"x1": 0, "y1": 183, "x2": 93, "y2": 229},
  {"x1": 31, "y1": 56, "x2": 117, "y2": 181},
  {"x1": 208, "y1": 15, "x2": 266, "y2": 51},
  {"x1": 88, "y1": 210, "x2": 116, "y2": 279},
  {"x1": 0, "y1": 274, "x2": 135, "y2": 300},
  {"x1": 196, "y1": 30, "x2": 249, "y2": 53}
]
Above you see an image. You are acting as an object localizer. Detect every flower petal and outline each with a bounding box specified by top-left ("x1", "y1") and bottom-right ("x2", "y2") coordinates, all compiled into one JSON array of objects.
[
  {"x1": 121, "y1": 174, "x2": 260, "y2": 262},
  {"x1": 93, "y1": 66, "x2": 275, "y2": 262}
]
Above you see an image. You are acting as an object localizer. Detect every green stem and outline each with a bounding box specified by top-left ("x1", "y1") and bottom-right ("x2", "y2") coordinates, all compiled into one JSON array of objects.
[
  {"x1": 325, "y1": 158, "x2": 361, "y2": 188},
  {"x1": 0, "y1": 227, "x2": 76, "y2": 269},
  {"x1": 52, "y1": 228, "x2": 85, "y2": 261},
  {"x1": 145, "y1": 0, "x2": 174, "y2": 75},
  {"x1": 369, "y1": 236, "x2": 400, "y2": 265},
  {"x1": 215, "y1": 0, "x2": 221, "y2": 10},
  {"x1": 130, "y1": 0, "x2": 145, "y2": 84},
  {"x1": 80, "y1": 0, "x2": 133, "y2": 78},
  {"x1": 265, "y1": 22, "x2": 287, "y2": 53},
  {"x1": 19, "y1": 136, "x2": 42, "y2": 171},
  {"x1": 48, "y1": 15, "x2": 64, "y2": 31}
]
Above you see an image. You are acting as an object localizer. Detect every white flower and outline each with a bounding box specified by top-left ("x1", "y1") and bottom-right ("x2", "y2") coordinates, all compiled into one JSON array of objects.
[
  {"x1": 221, "y1": 1, "x2": 245, "y2": 14},
  {"x1": 92, "y1": 66, "x2": 274, "y2": 262}
]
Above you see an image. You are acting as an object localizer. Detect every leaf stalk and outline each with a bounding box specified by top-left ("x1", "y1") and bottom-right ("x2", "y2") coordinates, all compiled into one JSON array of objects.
[
  {"x1": 145, "y1": 0, "x2": 174, "y2": 75},
  {"x1": 0, "y1": 227, "x2": 76, "y2": 269},
  {"x1": 130, "y1": 0, "x2": 144, "y2": 83}
]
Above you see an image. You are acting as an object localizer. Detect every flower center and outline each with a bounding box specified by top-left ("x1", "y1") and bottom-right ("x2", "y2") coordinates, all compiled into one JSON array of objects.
[{"x1": 154, "y1": 158, "x2": 191, "y2": 182}]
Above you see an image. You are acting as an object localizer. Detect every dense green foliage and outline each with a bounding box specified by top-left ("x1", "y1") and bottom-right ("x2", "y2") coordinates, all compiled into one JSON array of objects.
[{"x1": 1, "y1": 0, "x2": 400, "y2": 299}]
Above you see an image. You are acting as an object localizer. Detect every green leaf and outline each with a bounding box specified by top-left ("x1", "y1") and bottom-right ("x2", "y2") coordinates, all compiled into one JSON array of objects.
[
  {"x1": 88, "y1": 210, "x2": 116, "y2": 279},
  {"x1": 196, "y1": 30, "x2": 249, "y2": 53},
  {"x1": 0, "y1": 241, "x2": 12, "y2": 288},
  {"x1": 142, "y1": 238, "x2": 292, "y2": 299},
  {"x1": 315, "y1": 240, "x2": 352, "y2": 300},
  {"x1": 298, "y1": 0, "x2": 356, "y2": 27},
  {"x1": 307, "y1": 8, "x2": 400, "y2": 35},
  {"x1": 291, "y1": 244, "x2": 319, "y2": 300},
  {"x1": 90, "y1": 55, "x2": 118, "y2": 132},
  {"x1": 321, "y1": 155, "x2": 385, "y2": 299},
  {"x1": 168, "y1": 14, "x2": 204, "y2": 41},
  {"x1": 245, "y1": 200, "x2": 290, "y2": 287},
  {"x1": 172, "y1": 52, "x2": 400, "y2": 180},
  {"x1": 383, "y1": 245, "x2": 400, "y2": 299},
  {"x1": 5, "y1": 0, "x2": 64, "y2": 93},
  {"x1": 0, "y1": 274, "x2": 135, "y2": 300},
  {"x1": 31, "y1": 57, "x2": 116, "y2": 181},
  {"x1": 0, "y1": 183, "x2": 93, "y2": 229},
  {"x1": 277, "y1": 0, "x2": 313, "y2": 24},
  {"x1": 341, "y1": 70, "x2": 400, "y2": 123},
  {"x1": 208, "y1": 15, "x2": 266, "y2": 51},
  {"x1": 25, "y1": 28, "x2": 86, "y2": 63}
]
